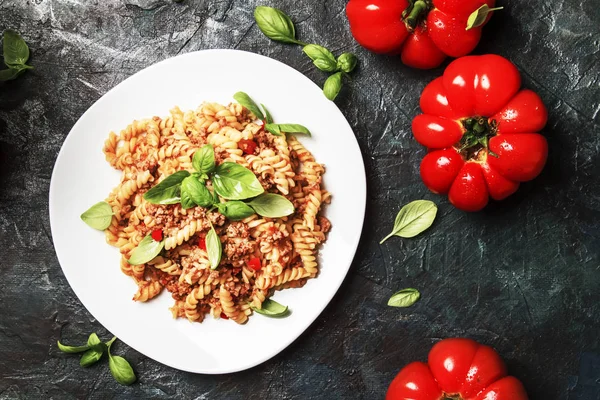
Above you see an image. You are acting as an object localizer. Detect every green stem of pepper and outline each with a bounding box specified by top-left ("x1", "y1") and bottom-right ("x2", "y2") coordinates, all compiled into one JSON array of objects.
[{"x1": 405, "y1": 0, "x2": 429, "y2": 30}]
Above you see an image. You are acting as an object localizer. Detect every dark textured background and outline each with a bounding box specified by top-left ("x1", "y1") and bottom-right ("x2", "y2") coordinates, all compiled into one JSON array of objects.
[{"x1": 1, "y1": 0, "x2": 599, "y2": 399}]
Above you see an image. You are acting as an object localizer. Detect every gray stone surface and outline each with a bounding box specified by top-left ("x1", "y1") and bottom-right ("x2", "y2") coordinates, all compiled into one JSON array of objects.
[{"x1": 1, "y1": 0, "x2": 599, "y2": 399}]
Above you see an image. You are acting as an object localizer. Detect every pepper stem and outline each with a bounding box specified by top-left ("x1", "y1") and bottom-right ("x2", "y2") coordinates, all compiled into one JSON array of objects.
[{"x1": 405, "y1": 0, "x2": 429, "y2": 30}]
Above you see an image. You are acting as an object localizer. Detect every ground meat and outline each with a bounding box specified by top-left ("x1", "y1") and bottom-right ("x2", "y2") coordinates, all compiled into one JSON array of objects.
[
  {"x1": 226, "y1": 221, "x2": 250, "y2": 238},
  {"x1": 223, "y1": 238, "x2": 255, "y2": 261},
  {"x1": 208, "y1": 211, "x2": 226, "y2": 226},
  {"x1": 318, "y1": 216, "x2": 331, "y2": 233}
]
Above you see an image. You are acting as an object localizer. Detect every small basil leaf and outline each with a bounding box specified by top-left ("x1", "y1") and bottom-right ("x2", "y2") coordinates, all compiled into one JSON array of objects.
[
  {"x1": 206, "y1": 225, "x2": 222, "y2": 270},
  {"x1": 80, "y1": 348, "x2": 105, "y2": 367},
  {"x1": 109, "y1": 354, "x2": 137, "y2": 385},
  {"x1": 337, "y1": 53, "x2": 358, "y2": 73},
  {"x1": 81, "y1": 201, "x2": 114, "y2": 230},
  {"x1": 127, "y1": 234, "x2": 165, "y2": 265},
  {"x1": 143, "y1": 170, "x2": 190, "y2": 205},
  {"x1": 181, "y1": 176, "x2": 214, "y2": 209},
  {"x1": 380, "y1": 200, "x2": 437, "y2": 244},
  {"x1": 254, "y1": 6, "x2": 303, "y2": 45},
  {"x1": 388, "y1": 288, "x2": 421, "y2": 308},
  {"x1": 0, "y1": 67, "x2": 23, "y2": 81},
  {"x1": 303, "y1": 44, "x2": 338, "y2": 72},
  {"x1": 3, "y1": 30, "x2": 30, "y2": 67},
  {"x1": 217, "y1": 201, "x2": 255, "y2": 221},
  {"x1": 252, "y1": 299, "x2": 289, "y2": 317},
  {"x1": 323, "y1": 72, "x2": 343, "y2": 101},
  {"x1": 57, "y1": 341, "x2": 90, "y2": 354},
  {"x1": 212, "y1": 162, "x2": 264, "y2": 200},
  {"x1": 248, "y1": 193, "x2": 294, "y2": 218},
  {"x1": 466, "y1": 5, "x2": 503, "y2": 30},
  {"x1": 261, "y1": 103, "x2": 273, "y2": 124},
  {"x1": 265, "y1": 123, "x2": 311, "y2": 137},
  {"x1": 87, "y1": 333, "x2": 101, "y2": 347},
  {"x1": 233, "y1": 91, "x2": 265, "y2": 121},
  {"x1": 192, "y1": 144, "x2": 215, "y2": 175}
]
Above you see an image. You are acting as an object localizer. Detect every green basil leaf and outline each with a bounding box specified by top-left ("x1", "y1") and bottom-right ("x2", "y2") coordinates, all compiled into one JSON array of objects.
[
  {"x1": 57, "y1": 341, "x2": 90, "y2": 354},
  {"x1": 264, "y1": 123, "x2": 311, "y2": 137},
  {"x1": 192, "y1": 144, "x2": 215, "y2": 175},
  {"x1": 254, "y1": 6, "x2": 303, "y2": 45},
  {"x1": 181, "y1": 176, "x2": 214, "y2": 209},
  {"x1": 127, "y1": 234, "x2": 165, "y2": 265},
  {"x1": 3, "y1": 30, "x2": 30, "y2": 67},
  {"x1": 233, "y1": 91, "x2": 265, "y2": 121},
  {"x1": 466, "y1": 5, "x2": 503, "y2": 30},
  {"x1": 0, "y1": 67, "x2": 23, "y2": 81},
  {"x1": 108, "y1": 354, "x2": 137, "y2": 385},
  {"x1": 388, "y1": 288, "x2": 421, "y2": 308},
  {"x1": 380, "y1": 200, "x2": 437, "y2": 244},
  {"x1": 337, "y1": 53, "x2": 358, "y2": 73},
  {"x1": 206, "y1": 225, "x2": 222, "y2": 270},
  {"x1": 81, "y1": 201, "x2": 114, "y2": 230},
  {"x1": 143, "y1": 170, "x2": 190, "y2": 205},
  {"x1": 323, "y1": 72, "x2": 343, "y2": 101},
  {"x1": 303, "y1": 44, "x2": 338, "y2": 72},
  {"x1": 261, "y1": 103, "x2": 273, "y2": 124},
  {"x1": 212, "y1": 162, "x2": 264, "y2": 200},
  {"x1": 80, "y1": 348, "x2": 105, "y2": 367},
  {"x1": 87, "y1": 333, "x2": 101, "y2": 347},
  {"x1": 248, "y1": 193, "x2": 294, "y2": 218},
  {"x1": 217, "y1": 201, "x2": 255, "y2": 221},
  {"x1": 252, "y1": 299, "x2": 289, "y2": 317}
]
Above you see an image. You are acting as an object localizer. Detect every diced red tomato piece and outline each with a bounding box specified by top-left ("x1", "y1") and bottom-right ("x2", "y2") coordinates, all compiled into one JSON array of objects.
[
  {"x1": 238, "y1": 139, "x2": 257, "y2": 155},
  {"x1": 220, "y1": 312, "x2": 229, "y2": 320},
  {"x1": 151, "y1": 229, "x2": 163, "y2": 241},
  {"x1": 248, "y1": 257, "x2": 262, "y2": 271},
  {"x1": 199, "y1": 237, "x2": 206, "y2": 251}
]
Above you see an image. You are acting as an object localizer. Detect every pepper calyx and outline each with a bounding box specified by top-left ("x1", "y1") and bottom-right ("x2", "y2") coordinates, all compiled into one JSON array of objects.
[
  {"x1": 402, "y1": 0, "x2": 433, "y2": 31},
  {"x1": 457, "y1": 117, "x2": 499, "y2": 161}
]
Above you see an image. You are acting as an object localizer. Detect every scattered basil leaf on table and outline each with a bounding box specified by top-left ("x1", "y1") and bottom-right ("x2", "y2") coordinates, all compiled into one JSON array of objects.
[
  {"x1": 81, "y1": 201, "x2": 114, "y2": 230},
  {"x1": 233, "y1": 91, "x2": 265, "y2": 120},
  {"x1": 466, "y1": 5, "x2": 504, "y2": 30},
  {"x1": 80, "y1": 348, "x2": 105, "y2": 367},
  {"x1": 57, "y1": 341, "x2": 90, "y2": 354},
  {"x1": 216, "y1": 201, "x2": 255, "y2": 221},
  {"x1": 143, "y1": 170, "x2": 190, "y2": 204},
  {"x1": 127, "y1": 234, "x2": 164, "y2": 265},
  {"x1": 303, "y1": 44, "x2": 338, "y2": 72},
  {"x1": 181, "y1": 176, "x2": 214, "y2": 209},
  {"x1": 1, "y1": 30, "x2": 33, "y2": 82},
  {"x1": 254, "y1": 6, "x2": 305, "y2": 45},
  {"x1": 265, "y1": 123, "x2": 311, "y2": 137},
  {"x1": 388, "y1": 288, "x2": 421, "y2": 308},
  {"x1": 107, "y1": 338, "x2": 136, "y2": 386},
  {"x1": 252, "y1": 299, "x2": 289, "y2": 317},
  {"x1": 206, "y1": 225, "x2": 222, "y2": 270},
  {"x1": 380, "y1": 200, "x2": 437, "y2": 244},
  {"x1": 261, "y1": 103, "x2": 273, "y2": 124},
  {"x1": 212, "y1": 162, "x2": 264, "y2": 200},
  {"x1": 337, "y1": 53, "x2": 358, "y2": 73},
  {"x1": 323, "y1": 72, "x2": 343, "y2": 101},
  {"x1": 192, "y1": 144, "x2": 215, "y2": 175},
  {"x1": 248, "y1": 193, "x2": 294, "y2": 218},
  {"x1": 0, "y1": 67, "x2": 23, "y2": 81}
]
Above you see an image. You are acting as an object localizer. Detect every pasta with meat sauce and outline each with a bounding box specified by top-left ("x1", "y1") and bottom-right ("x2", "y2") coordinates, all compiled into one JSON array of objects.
[{"x1": 101, "y1": 99, "x2": 330, "y2": 324}]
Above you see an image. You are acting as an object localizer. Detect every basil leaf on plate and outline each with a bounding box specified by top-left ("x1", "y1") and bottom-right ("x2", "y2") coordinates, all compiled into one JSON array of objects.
[
  {"x1": 261, "y1": 103, "x2": 273, "y2": 124},
  {"x1": 323, "y1": 71, "x2": 343, "y2": 101},
  {"x1": 248, "y1": 193, "x2": 294, "y2": 218},
  {"x1": 254, "y1": 6, "x2": 303, "y2": 45},
  {"x1": 264, "y1": 123, "x2": 311, "y2": 137},
  {"x1": 233, "y1": 91, "x2": 265, "y2": 121},
  {"x1": 127, "y1": 234, "x2": 164, "y2": 265},
  {"x1": 81, "y1": 201, "x2": 114, "y2": 230},
  {"x1": 192, "y1": 144, "x2": 215, "y2": 175},
  {"x1": 206, "y1": 225, "x2": 222, "y2": 270},
  {"x1": 387, "y1": 288, "x2": 421, "y2": 308},
  {"x1": 212, "y1": 162, "x2": 264, "y2": 200},
  {"x1": 143, "y1": 170, "x2": 190, "y2": 205},
  {"x1": 216, "y1": 201, "x2": 255, "y2": 221},
  {"x1": 181, "y1": 176, "x2": 214, "y2": 209},
  {"x1": 252, "y1": 299, "x2": 289, "y2": 317},
  {"x1": 380, "y1": 200, "x2": 437, "y2": 243}
]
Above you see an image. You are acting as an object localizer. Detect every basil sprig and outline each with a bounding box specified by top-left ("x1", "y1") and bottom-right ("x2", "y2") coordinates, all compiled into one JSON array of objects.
[
  {"x1": 234, "y1": 92, "x2": 266, "y2": 121},
  {"x1": 128, "y1": 234, "x2": 164, "y2": 265},
  {"x1": 388, "y1": 288, "x2": 421, "y2": 308},
  {"x1": 216, "y1": 201, "x2": 255, "y2": 221},
  {"x1": 206, "y1": 224, "x2": 222, "y2": 270},
  {"x1": 380, "y1": 200, "x2": 437, "y2": 244},
  {"x1": 247, "y1": 193, "x2": 294, "y2": 218},
  {"x1": 265, "y1": 123, "x2": 311, "y2": 137},
  {"x1": 252, "y1": 299, "x2": 289, "y2": 317},
  {"x1": 253, "y1": 7, "x2": 358, "y2": 101},
  {"x1": 58, "y1": 335, "x2": 136, "y2": 385},
  {"x1": 1, "y1": 30, "x2": 33, "y2": 82},
  {"x1": 181, "y1": 175, "x2": 213, "y2": 209},
  {"x1": 81, "y1": 201, "x2": 114, "y2": 230},
  {"x1": 192, "y1": 144, "x2": 215, "y2": 177},
  {"x1": 212, "y1": 162, "x2": 264, "y2": 200},
  {"x1": 143, "y1": 170, "x2": 190, "y2": 205}
]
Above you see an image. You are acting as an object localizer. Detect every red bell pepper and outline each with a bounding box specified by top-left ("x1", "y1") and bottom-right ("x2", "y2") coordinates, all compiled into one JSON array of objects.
[
  {"x1": 386, "y1": 338, "x2": 528, "y2": 400},
  {"x1": 412, "y1": 54, "x2": 548, "y2": 212},
  {"x1": 346, "y1": 0, "x2": 501, "y2": 69}
]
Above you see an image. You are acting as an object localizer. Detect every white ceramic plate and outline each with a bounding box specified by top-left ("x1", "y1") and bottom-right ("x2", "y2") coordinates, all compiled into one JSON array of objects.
[{"x1": 50, "y1": 49, "x2": 366, "y2": 374}]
